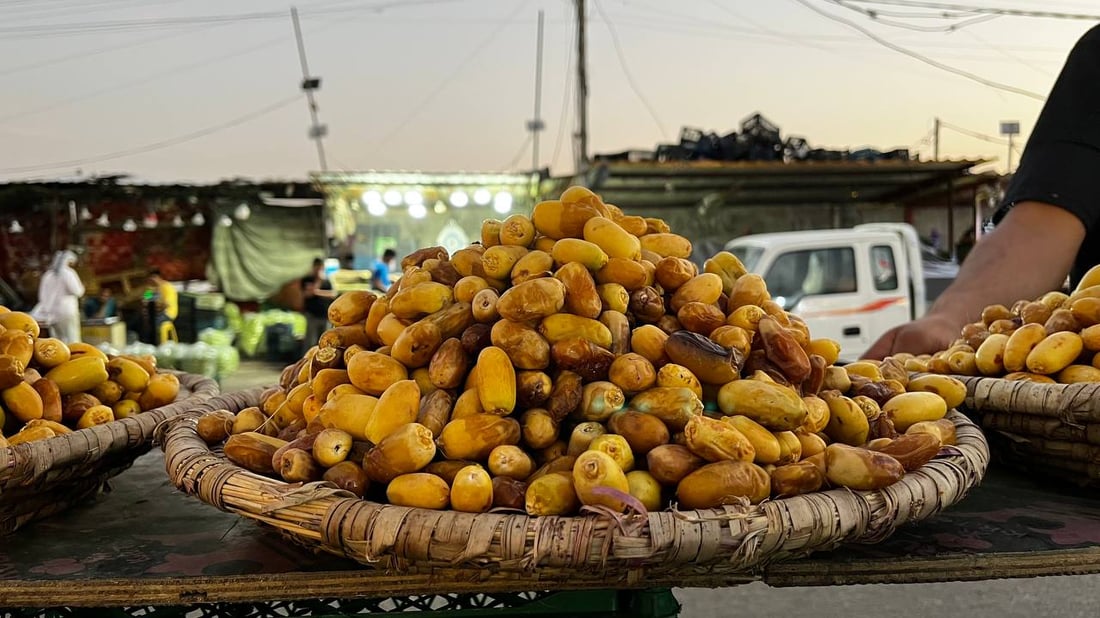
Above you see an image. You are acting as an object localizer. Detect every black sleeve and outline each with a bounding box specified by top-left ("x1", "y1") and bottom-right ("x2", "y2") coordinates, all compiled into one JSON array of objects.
[{"x1": 994, "y1": 24, "x2": 1100, "y2": 235}]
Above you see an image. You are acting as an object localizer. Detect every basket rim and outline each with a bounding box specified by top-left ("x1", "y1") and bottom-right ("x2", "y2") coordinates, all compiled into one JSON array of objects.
[
  {"x1": 0, "y1": 371, "x2": 220, "y2": 487},
  {"x1": 163, "y1": 385, "x2": 990, "y2": 575}
]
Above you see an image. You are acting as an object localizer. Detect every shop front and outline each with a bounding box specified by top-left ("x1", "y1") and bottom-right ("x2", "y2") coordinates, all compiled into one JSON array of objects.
[{"x1": 313, "y1": 170, "x2": 541, "y2": 274}]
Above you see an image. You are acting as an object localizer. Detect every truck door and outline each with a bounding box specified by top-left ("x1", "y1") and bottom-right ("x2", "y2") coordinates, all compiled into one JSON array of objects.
[
  {"x1": 865, "y1": 242, "x2": 912, "y2": 347},
  {"x1": 761, "y1": 246, "x2": 865, "y2": 357}
]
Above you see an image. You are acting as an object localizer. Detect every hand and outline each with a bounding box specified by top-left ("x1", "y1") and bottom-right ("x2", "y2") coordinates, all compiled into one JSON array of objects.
[{"x1": 864, "y1": 313, "x2": 961, "y2": 360}]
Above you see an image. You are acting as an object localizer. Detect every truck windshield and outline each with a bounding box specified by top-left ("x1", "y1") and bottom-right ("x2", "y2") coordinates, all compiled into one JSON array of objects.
[{"x1": 729, "y1": 245, "x2": 763, "y2": 271}]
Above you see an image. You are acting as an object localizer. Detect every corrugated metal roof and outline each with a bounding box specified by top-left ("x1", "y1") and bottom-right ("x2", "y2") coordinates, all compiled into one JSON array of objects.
[{"x1": 554, "y1": 159, "x2": 986, "y2": 208}]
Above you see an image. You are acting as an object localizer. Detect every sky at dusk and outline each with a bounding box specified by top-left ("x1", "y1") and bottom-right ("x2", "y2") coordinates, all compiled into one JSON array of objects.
[{"x1": 0, "y1": 0, "x2": 1093, "y2": 183}]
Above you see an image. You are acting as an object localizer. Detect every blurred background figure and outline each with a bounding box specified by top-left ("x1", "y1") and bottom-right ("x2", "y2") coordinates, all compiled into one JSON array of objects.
[
  {"x1": 301, "y1": 257, "x2": 334, "y2": 346},
  {"x1": 32, "y1": 250, "x2": 85, "y2": 343},
  {"x1": 144, "y1": 268, "x2": 179, "y2": 343},
  {"x1": 371, "y1": 249, "x2": 396, "y2": 293},
  {"x1": 84, "y1": 286, "x2": 118, "y2": 319}
]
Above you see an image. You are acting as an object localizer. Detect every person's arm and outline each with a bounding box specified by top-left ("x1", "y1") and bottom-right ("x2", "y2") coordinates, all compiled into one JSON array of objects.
[
  {"x1": 865, "y1": 201, "x2": 1084, "y2": 359},
  {"x1": 64, "y1": 269, "x2": 85, "y2": 299}
]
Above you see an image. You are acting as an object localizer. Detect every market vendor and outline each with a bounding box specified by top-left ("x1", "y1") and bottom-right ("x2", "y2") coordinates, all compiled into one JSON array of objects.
[{"x1": 867, "y1": 24, "x2": 1100, "y2": 359}]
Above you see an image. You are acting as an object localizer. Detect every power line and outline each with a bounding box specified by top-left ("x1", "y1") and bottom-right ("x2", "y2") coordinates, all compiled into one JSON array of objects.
[
  {"x1": 502, "y1": 134, "x2": 533, "y2": 171},
  {"x1": 790, "y1": 0, "x2": 1047, "y2": 101},
  {"x1": 0, "y1": 0, "x2": 470, "y2": 39},
  {"x1": 939, "y1": 120, "x2": 1011, "y2": 145},
  {"x1": 828, "y1": 0, "x2": 1002, "y2": 32},
  {"x1": 0, "y1": 33, "x2": 292, "y2": 125},
  {"x1": 592, "y1": 0, "x2": 668, "y2": 140},
  {"x1": 707, "y1": 0, "x2": 832, "y2": 51},
  {"x1": 374, "y1": 0, "x2": 531, "y2": 147},
  {"x1": 843, "y1": 0, "x2": 1100, "y2": 20},
  {"x1": 0, "y1": 94, "x2": 302, "y2": 176},
  {"x1": 550, "y1": 9, "x2": 576, "y2": 173}
]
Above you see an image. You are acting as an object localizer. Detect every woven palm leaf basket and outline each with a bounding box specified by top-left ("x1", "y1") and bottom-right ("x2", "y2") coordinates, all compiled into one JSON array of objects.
[
  {"x1": 162, "y1": 386, "x2": 988, "y2": 583},
  {"x1": 948, "y1": 375, "x2": 1100, "y2": 488},
  {"x1": 0, "y1": 372, "x2": 219, "y2": 534}
]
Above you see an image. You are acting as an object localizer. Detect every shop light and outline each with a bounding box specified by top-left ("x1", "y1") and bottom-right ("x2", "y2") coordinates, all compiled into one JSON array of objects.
[
  {"x1": 362, "y1": 190, "x2": 382, "y2": 206},
  {"x1": 383, "y1": 190, "x2": 402, "y2": 206},
  {"x1": 218, "y1": 215, "x2": 233, "y2": 227},
  {"x1": 408, "y1": 202, "x2": 427, "y2": 219},
  {"x1": 404, "y1": 190, "x2": 423, "y2": 206},
  {"x1": 97, "y1": 213, "x2": 111, "y2": 227},
  {"x1": 473, "y1": 188, "x2": 492, "y2": 206},
  {"x1": 79, "y1": 206, "x2": 92, "y2": 221},
  {"x1": 367, "y1": 201, "x2": 387, "y2": 217},
  {"x1": 172, "y1": 215, "x2": 185, "y2": 227},
  {"x1": 433, "y1": 201, "x2": 447, "y2": 214},
  {"x1": 493, "y1": 192, "x2": 513, "y2": 214},
  {"x1": 449, "y1": 190, "x2": 469, "y2": 208},
  {"x1": 122, "y1": 218, "x2": 138, "y2": 232},
  {"x1": 234, "y1": 203, "x2": 251, "y2": 221},
  {"x1": 8, "y1": 220, "x2": 23, "y2": 234},
  {"x1": 191, "y1": 213, "x2": 205, "y2": 226}
]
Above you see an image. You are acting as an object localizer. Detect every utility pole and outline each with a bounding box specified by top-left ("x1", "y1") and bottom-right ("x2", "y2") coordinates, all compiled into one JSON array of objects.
[
  {"x1": 526, "y1": 10, "x2": 546, "y2": 172},
  {"x1": 1000, "y1": 120, "x2": 1020, "y2": 175},
  {"x1": 574, "y1": 0, "x2": 589, "y2": 175},
  {"x1": 932, "y1": 117, "x2": 940, "y2": 161},
  {"x1": 291, "y1": 7, "x2": 328, "y2": 172}
]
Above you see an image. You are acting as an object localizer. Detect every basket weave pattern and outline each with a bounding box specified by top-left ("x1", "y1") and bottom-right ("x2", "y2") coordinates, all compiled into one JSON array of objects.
[
  {"x1": 0, "y1": 372, "x2": 219, "y2": 534},
  {"x1": 164, "y1": 387, "x2": 989, "y2": 580},
  {"x1": 950, "y1": 376, "x2": 1100, "y2": 486}
]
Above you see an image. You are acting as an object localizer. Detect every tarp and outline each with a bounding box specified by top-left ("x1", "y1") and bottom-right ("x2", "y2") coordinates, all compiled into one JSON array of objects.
[{"x1": 207, "y1": 204, "x2": 325, "y2": 302}]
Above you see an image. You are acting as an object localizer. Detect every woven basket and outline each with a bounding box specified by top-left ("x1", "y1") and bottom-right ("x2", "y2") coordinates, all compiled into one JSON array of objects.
[
  {"x1": 0, "y1": 372, "x2": 219, "y2": 534},
  {"x1": 162, "y1": 387, "x2": 989, "y2": 582},
  {"x1": 946, "y1": 375, "x2": 1100, "y2": 488}
]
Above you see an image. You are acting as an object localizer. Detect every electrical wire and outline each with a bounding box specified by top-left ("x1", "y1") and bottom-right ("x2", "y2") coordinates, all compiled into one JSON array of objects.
[
  {"x1": 592, "y1": 0, "x2": 668, "y2": 140},
  {"x1": 790, "y1": 0, "x2": 1046, "y2": 101},
  {"x1": 828, "y1": 0, "x2": 1002, "y2": 32},
  {"x1": 0, "y1": 25, "x2": 214, "y2": 78},
  {"x1": 939, "y1": 120, "x2": 1011, "y2": 145},
  {"x1": 502, "y1": 134, "x2": 533, "y2": 171},
  {"x1": 0, "y1": 0, "x2": 471, "y2": 39},
  {"x1": 0, "y1": 94, "x2": 302, "y2": 175},
  {"x1": 550, "y1": 7, "x2": 576, "y2": 173},
  {"x1": 0, "y1": 32, "x2": 293, "y2": 124},
  {"x1": 373, "y1": 0, "x2": 531, "y2": 147},
  {"x1": 842, "y1": 0, "x2": 1100, "y2": 20}
]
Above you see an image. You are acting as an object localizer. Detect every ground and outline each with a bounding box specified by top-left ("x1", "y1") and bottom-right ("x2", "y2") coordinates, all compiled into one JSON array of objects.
[{"x1": 218, "y1": 360, "x2": 1100, "y2": 617}]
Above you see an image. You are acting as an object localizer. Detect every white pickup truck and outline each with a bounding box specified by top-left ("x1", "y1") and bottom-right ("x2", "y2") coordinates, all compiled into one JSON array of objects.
[{"x1": 723, "y1": 223, "x2": 957, "y2": 361}]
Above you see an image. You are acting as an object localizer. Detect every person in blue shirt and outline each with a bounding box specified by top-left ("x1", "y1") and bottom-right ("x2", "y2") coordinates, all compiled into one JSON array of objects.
[
  {"x1": 83, "y1": 286, "x2": 118, "y2": 319},
  {"x1": 371, "y1": 249, "x2": 396, "y2": 293}
]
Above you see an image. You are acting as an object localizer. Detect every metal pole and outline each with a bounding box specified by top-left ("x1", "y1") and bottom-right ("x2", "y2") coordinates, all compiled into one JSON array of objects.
[
  {"x1": 575, "y1": 0, "x2": 589, "y2": 175},
  {"x1": 291, "y1": 7, "x2": 328, "y2": 172},
  {"x1": 1007, "y1": 133, "x2": 1014, "y2": 173},
  {"x1": 932, "y1": 117, "x2": 940, "y2": 161},
  {"x1": 531, "y1": 10, "x2": 545, "y2": 172}
]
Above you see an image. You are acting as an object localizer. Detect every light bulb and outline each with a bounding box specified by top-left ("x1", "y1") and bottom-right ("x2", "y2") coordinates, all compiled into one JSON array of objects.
[
  {"x1": 234, "y1": 203, "x2": 251, "y2": 221},
  {"x1": 8, "y1": 220, "x2": 23, "y2": 234},
  {"x1": 433, "y1": 201, "x2": 446, "y2": 214},
  {"x1": 143, "y1": 213, "x2": 158, "y2": 228},
  {"x1": 191, "y1": 213, "x2": 205, "y2": 226},
  {"x1": 403, "y1": 190, "x2": 423, "y2": 206},
  {"x1": 172, "y1": 215, "x2": 184, "y2": 227},
  {"x1": 367, "y1": 201, "x2": 387, "y2": 217},
  {"x1": 79, "y1": 207, "x2": 92, "y2": 221},
  {"x1": 408, "y1": 203, "x2": 427, "y2": 219},
  {"x1": 449, "y1": 191, "x2": 469, "y2": 208},
  {"x1": 383, "y1": 190, "x2": 402, "y2": 206},
  {"x1": 122, "y1": 218, "x2": 137, "y2": 232},
  {"x1": 218, "y1": 215, "x2": 233, "y2": 227},
  {"x1": 96, "y1": 213, "x2": 110, "y2": 227},
  {"x1": 473, "y1": 189, "x2": 492, "y2": 206},
  {"x1": 492, "y1": 192, "x2": 513, "y2": 214},
  {"x1": 362, "y1": 190, "x2": 382, "y2": 206}
]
